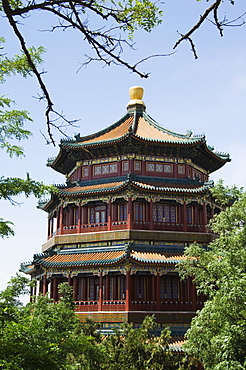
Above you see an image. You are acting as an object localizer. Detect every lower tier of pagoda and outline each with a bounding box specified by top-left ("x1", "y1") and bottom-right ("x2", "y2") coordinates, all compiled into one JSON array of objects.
[{"x1": 33, "y1": 273, "x2": 204, "y2": 314}]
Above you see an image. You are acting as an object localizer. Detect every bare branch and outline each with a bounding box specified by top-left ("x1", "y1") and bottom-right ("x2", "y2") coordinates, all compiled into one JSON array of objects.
[
  {"x1": 2, "y1": 0, "x2": 162, "y2": 143},
  {"x1": 132, "y1": 52, "x2": 176, "y2": 69},
  {"x1": 173, "y1": 0, "x2": 222, "y2": 58}
]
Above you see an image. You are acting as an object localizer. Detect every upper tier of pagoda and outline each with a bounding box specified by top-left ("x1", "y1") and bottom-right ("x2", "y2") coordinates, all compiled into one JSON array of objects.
[{"x1": 47, "y1": 87, "x2": 230, "y2": 175}]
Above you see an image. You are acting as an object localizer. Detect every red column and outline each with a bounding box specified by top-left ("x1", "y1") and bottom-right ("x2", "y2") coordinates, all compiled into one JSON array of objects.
[
  {"x1": 129, "y1": 159, "x2": 133, "y2": 173},
  {"x1": 43, "y1": 274, "x2": 48, "y2": 295},
  {"x1": 125, "y1": 271, "x2": 131, "y2": 311},
  {"x1": 99, "y1": 272, "x2": 103, "y2": 311},
  {"x1": 203, "y1": 202, "x2": 207, "y2": 233},
  {"x1": 59, "y1": 205, "x2": 63, "y2": 235},
  {"x1": 127, "y1": 197, "x2": 133, "y2": 229},
  {"x1": 156, "y1": 273, "x2": 161, "y2": 310},
  {"x1": 52, "y1": 277, "x2": 58, "y2": 301},
  {"x1": 105, "y1": 275, "x2": 109, "y2": 300},
  {"x1": 78, "y1": 204, "x2": 82, "y2": 233},
  {"x1": 183, "y1": 202, "x2": 187, "y2": 232},
  {"x1": 108, "y1": 199, "x2": 112, "y2": 231},
  {"x1": 88, "y1": 164, "x2": 92, "y2": 180},
  {"x1": 50, "y1": 279, "x2": 54, "y2": 299},
  {"x1": 174, "y1": 162, "x2": 178, "y2": 178},
  {"x1": 149, "y1": 200, "x2": 153, "y2": 230}
]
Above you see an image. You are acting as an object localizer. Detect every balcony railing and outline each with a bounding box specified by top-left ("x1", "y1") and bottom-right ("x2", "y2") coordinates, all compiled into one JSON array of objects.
[
  {"x1": 72, "y1": 299, "x2": 202, "y2": 312},
  {"x1": 48, "y1": 221, "x2": 206, "y2": 238}
]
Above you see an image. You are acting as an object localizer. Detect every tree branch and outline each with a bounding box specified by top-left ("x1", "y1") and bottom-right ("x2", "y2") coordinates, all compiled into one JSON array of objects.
[
  {"x1": 173, "y1": 0, "x2": 222, "y2": 58},
  {"x1": 2, "y1": 0, "x2": 58, "y2": 144}
]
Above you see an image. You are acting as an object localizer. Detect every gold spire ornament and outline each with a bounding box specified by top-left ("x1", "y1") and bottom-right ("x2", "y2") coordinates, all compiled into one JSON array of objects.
[{"x1": 127, "y1": 86, "x2": 146, "y2": 109}]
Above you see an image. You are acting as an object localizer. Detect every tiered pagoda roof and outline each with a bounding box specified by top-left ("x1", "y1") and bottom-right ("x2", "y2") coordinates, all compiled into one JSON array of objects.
[
  {"x1": 21, "y1": 244, "x2": 186, "y2": 273},
  {"x1": 47, "y1": 87, "x2": 230, "y2": 175}
]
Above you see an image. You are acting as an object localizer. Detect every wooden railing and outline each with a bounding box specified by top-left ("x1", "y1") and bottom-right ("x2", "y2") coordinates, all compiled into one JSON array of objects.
[
  {"x1": 48, "y1": 222, "x2": 206, "y2": 238},
  {"x1": 72, "y1": 299, "x2": 203, "y2": 312}
]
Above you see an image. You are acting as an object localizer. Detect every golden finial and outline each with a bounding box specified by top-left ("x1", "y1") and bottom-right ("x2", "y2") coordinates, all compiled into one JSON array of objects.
[{"x1": 127, "y1": 86, "x2": 145, "y2": 110}]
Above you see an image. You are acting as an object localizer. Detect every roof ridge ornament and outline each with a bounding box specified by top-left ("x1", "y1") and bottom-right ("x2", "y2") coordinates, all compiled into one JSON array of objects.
[{"x1": 127, "y1": 86, "x2": 146, "y2": 112}]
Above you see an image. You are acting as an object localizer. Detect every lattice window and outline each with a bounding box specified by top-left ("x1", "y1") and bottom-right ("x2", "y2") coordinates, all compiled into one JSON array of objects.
[
  {"x1": 94, "y1": 166, "x2": 101, "y2": 175},
  {"x1": 187, "y1": 206, "x2": 193, "y2": 224},
  {"x1": 134, "y1": 161, "x2": 141, "y2": 171},
  {"x1": 164, "y1": 164, "x2": 172, "y2": 173},
  {"x1": 135, "y1": 276, "x2": 145, "y2": 300},
  {"x1": 147, "y1": 162, "x2": 155, "y2": 172},
  {"x1": 178, "y1": 164, "x2": 185, "y2": 174},
  {"x1": 170, "y1": 206, "x2": 176, "y2": 223},
  {"x1": 88, "y1": 277, "x2": 99, "y2": 301},
  {"x1": 104, "y1": 165, "x2": 108, "y2": 174},
  {"x1": 83, "y1": 167, "x2": 89, "y2": 177},
  {"x1": 160, "y1": 275, "x2": 179, "y2": 300},
  {"x1": 157, "y1": 205, "x2": 163, "y2": 222},
  {"x1": 153, "y1": 204, "x2": 176, "y2": 223},
  {"x1": 156, "y1": 164, "x2": 163, "y2": 172},
  {"x1": 134, "y1": 203, "x2": 144, "y2": 221},
  {"x1": 74, "y1": 207, "x2": 79, "y2": 225},
  {"x1": 102, "y1": 164, "x2": 109, "y2": 174},
  {"x1": 90, "y1": 208, "x2": 95, "y2": 224},
  {"x1": 153, "y1": 205, "x2": 157, "y2": 222},
  {"x1": 119, "y1": 276, "x2": 126, "y2": 299},
  {"x1": 122, "y1": 161, "x2": 129, "y2": 171},
  {"x1": 109, "y1": 277, "x2": 113, "y2": 300},
  {"x1": 90, "y1": 205, "x2": 107, "y2": 224},
  {"x1": 110, "y1": 163, "x2": 117, "y2": 173},
  {"x1": 119, "y1": 203, "x2": 127, "y2": 221}
]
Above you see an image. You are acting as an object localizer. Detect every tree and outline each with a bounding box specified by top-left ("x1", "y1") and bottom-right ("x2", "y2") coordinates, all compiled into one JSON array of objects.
[
  {"x1": 1, "y1": 0, "x2": 163, "y2": 144},
  {"x1": 0, "y1": 277, "x2": 181, "y2": 370},
  {"x1": 100, "y1": 315, "x2": 181, "y2": 370},
  {"x1": 1, "y1": 0, "x2": 245, "y2": 143},
  {"x1": 0, "y1": 277, "x2": 104, "y2": 369},
  {"x1": 178, "y1": 181, "x2": 246, "y2": 369},
  {"x1": 173, "y1": 0, "x2": 245, "y2": 59},
  {"x1": 0, "y1": 0, "x2": 162, "y2": 237},
  {"x1": 0, "y1": 38, "x2": 55, "y2": 238}
]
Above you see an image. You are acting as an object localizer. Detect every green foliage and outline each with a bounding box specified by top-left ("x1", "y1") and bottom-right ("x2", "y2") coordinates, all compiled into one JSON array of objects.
[
  {"x1": 0, "y1": 276, "x2": 180, "y2": 370},
  {"x1": 100, "y1": 315, "x2": 180, "y2": 370},
  {"x1": 178, "y1": 182, "x2": 246, "y2": 369},
  {"x1": 0, "y1": 277, "x2": 103, "y2": 370},
  {"x1": 113, "y1": 0, "x2": 162, "y2": 37},
  {"x1": 0, "y1": 218, "x2": 15, "y2": 238},
  {"x1": 0, "y1": 36, "x2": 49, "y2": 238},
  {"x1": 0, "y1": 39, "x2": 44, "y2": 83},
  {"x1": 0, "y1": 96, "x2": 31, "y2": 157},
  {"x1": 0, "y1": 38, "x2": 44, "y2": 157},
  {"x1": 210, "y1": 179, "x2": 243, "y2": 206},
  {"x1": 0, "y1": 174, "x2": 56, "y2": 237},
  {"x1": 0, "y1": 174, "x2": 55, "y2": 201}
]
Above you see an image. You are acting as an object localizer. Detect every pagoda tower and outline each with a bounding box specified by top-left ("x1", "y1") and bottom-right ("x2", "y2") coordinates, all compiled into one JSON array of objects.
[{"x1": 21, "y1": 87, "x2": 230, "y2": 335}]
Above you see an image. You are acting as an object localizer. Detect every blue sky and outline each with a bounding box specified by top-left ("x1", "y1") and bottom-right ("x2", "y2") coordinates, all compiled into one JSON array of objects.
[{"x1": 1, "y1": 0, "x2": 246, "y2": 293}]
